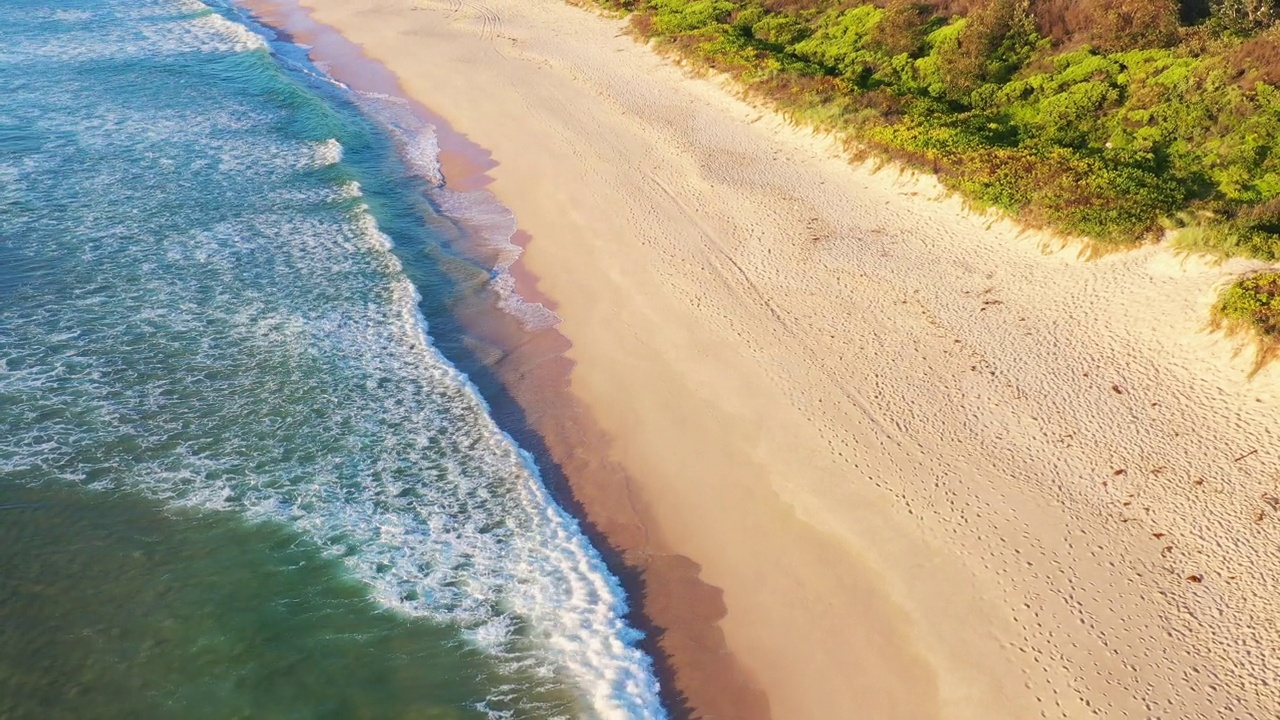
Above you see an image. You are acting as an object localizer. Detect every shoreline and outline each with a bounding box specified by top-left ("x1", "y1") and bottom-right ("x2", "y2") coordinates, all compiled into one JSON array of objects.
[
  {"x1": 240, "y1": 0, "x2": 1280, "y2": 718},
  {"x1": 238, "y1": 2, "x2": 770, "y2": 716}
]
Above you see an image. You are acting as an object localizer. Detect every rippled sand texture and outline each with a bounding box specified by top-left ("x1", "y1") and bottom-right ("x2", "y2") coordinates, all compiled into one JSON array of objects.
[{"x1": 259, "y1": 0, "x2": 1279, "y2": 717}]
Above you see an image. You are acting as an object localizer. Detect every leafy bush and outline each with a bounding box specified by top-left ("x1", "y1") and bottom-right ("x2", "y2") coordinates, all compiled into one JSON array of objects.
[
  {"x1": 1216, "y1": 272, "x2": 1280, "y2": 333},
  {"x1": 1214, "y1": 271, "x2": 1280, "y2": 370},
  {"x1": 1031, "y1": 0, "x2": 1096, "y2": 43},
  {"x1": 648, "y1": 0, "x2": 736, "y2": 34},
  {"x1": 1211, "y1": 0, "x2": 1278, "y2": 34},
  {"x1": 1089, "y1": 0, "x2": 1181, "y2": 51},
  {"x1": 791, "y1": 6, "x2": 887, "y2": 81},
  {"x1": 752, "y1": 13, "x2": 812, "y2": 46},
  {"x1": 937, "y1": 0, "x2": 1043, "y2": 96},
  {"x1": 1229, "y1": 29, "x2": 1280, "y2": 88},
  {"x1": 869, "y1": 0, "x2": 936, "y2": 56}
]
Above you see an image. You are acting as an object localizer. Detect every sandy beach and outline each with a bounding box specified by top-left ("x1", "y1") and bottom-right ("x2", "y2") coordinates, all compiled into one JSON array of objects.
[{"x1": 247, "y1": 0, "x2": 1280, "y2": 717}]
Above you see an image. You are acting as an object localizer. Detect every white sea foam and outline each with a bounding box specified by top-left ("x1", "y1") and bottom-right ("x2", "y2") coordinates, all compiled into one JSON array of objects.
[
  {"x1": 0, "y1": 3, "x2": 663, "y2": 716},
  {"x1": 435, "y1": 185, "x2": 564, "y2": 330},
  {"x1": 184, "y1": 10, "x2": 268, "y2": 53},
  {"x1": 127, "y1": 203, "x2": 664, "y2": 717},
  {"x1": 313, "y1": 138, "x2": 344, "y2": 167},
  {"x1": 7, "y1": 2, "x2": 265, "y2": 63},
  {"x1": 349, "y1": 90, "x2": 562, "y2": 331},
  {"x1": 50, "y1": 9, "x2": 95, "y2": 22},
  {"x1": 354, "y1": 91, "x2": 447, "y2": 185}
]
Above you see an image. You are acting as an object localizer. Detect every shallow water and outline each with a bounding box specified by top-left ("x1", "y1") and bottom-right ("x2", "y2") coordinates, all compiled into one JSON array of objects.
[
  {"x1": 0, "y1": 1, "x2": 662, "y2": 717},
  {"x1": 0, "y1": 483, "x2": 516, "y2": 719}
]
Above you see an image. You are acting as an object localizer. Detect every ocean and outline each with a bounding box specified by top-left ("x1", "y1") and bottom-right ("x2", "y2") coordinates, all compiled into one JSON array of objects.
[{"x1": 0, "y1": 1, "x2": 664, "y2": 717}]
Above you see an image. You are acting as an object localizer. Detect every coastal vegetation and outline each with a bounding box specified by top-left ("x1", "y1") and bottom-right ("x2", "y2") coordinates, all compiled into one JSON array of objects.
[
  {"x1": 1213, "y1": 270, "x2": 1280, "y2": 369},
  {"x1": 596, "y1": 0, "x2": 1280, "y2": 352}
]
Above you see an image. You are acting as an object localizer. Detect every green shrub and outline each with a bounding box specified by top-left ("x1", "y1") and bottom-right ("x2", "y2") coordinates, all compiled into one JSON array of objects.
[
  {"x1": 1089, "y1": 0, "x2": 1180, "y2": 51},
  {"x1": 1176, "y1": 200, "x2": 1280, "y2": 259},
  {"x1": 648, "y1": 0, "x2": 737, "y2": 34},
  {"x1": 1211, "y1": 0, "x2": 1278, "y2": 34},
  {"x1": 1213, "y1": 271, "x2": 1280, "y2": 370},
  {"x1": 1216, "y1": 272, "x2": 1280, "y2": 333},
  {"x1": 937, "y1": 0, "x2": 1043, "y2": 97},
  {"x1": 791, "y1": 6, "x2": 887, "y2": 77},
  {"x1": 869, "y1": 0, "x2": 936, "y2": 56},
  {"x1": 752, "y1": 14, "x2": 811, "y2": 46}
]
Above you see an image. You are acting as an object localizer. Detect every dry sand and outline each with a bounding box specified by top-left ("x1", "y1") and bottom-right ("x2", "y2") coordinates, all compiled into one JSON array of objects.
[{"x1": 247, "y1": 0, "x2": 1280, "y2": 717}]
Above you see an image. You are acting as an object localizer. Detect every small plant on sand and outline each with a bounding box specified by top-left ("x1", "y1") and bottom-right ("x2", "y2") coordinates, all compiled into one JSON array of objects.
[{"x1": 1213, "y1": 271, "x2": 1280, "y2": 372}]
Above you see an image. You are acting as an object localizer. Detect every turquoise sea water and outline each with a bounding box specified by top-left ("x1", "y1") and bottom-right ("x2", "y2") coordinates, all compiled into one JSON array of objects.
[{"x1": 0, "y1": 1, "x2": 663, "y2": 717}]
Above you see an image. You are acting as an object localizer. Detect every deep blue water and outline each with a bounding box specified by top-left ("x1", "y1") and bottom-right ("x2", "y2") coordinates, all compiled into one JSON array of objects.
[{"x1": 0, "y1": 1, "x2": 663, "y2": 717}]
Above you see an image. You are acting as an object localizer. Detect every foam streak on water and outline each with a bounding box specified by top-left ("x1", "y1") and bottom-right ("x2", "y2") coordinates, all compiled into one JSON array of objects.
[{"x1": 0, "y1": 1, "x2": 661, "y2": 717}]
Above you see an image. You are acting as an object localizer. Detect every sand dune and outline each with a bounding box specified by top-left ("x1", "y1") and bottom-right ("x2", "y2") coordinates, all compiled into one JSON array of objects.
[{"x1": 253, "y1": 0, "x2": 1280, "y2": 716}]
